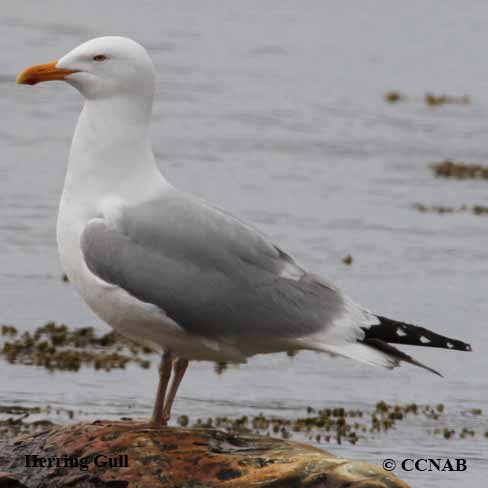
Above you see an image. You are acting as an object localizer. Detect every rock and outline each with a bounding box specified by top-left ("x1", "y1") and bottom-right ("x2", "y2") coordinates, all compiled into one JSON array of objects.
[
  {"x1": 0, "y1": 420, "x2": 410, "y2": 488},
  {"x1": 0, "y1": 472, "x2": 28, "y2": 488}
]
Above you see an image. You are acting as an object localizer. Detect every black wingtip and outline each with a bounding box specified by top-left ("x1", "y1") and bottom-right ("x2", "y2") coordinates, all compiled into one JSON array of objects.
[{"x1": 363, "y1": 315, "x2": 472, "y2": 352}]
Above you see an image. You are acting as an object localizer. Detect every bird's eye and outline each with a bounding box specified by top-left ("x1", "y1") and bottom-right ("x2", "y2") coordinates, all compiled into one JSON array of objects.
[{"x1": 92, "y1": 54, "x2": 107, "y2": 62}]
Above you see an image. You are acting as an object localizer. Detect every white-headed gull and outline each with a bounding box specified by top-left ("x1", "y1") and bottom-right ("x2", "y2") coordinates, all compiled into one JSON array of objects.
[{"x1": 17, "y1": 37, "x2": 472, "y2": 426}]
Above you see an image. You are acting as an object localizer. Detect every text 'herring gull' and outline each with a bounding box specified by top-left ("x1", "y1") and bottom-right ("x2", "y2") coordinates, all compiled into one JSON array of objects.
[{"x1": 17, "y1": 36, "x2": 472, "y2": 426}]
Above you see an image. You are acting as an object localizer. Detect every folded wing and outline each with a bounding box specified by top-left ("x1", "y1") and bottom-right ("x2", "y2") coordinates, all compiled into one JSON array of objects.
[{"x1": 81, "y1": 189, "x2": 346, "y2": 339}]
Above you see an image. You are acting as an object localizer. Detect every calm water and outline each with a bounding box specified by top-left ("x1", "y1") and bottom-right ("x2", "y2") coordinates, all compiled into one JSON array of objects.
[{"x1": 1, "y1": 1, "x2": 487, "y2": 486}]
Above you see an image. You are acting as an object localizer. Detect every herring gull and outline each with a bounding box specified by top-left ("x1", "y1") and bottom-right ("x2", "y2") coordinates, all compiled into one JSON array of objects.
[{"x1": 17, "y1": 37, "x2": 472, "y2": 426}]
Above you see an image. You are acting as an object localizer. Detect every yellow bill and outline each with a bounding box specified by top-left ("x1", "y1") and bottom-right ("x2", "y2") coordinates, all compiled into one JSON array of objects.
[{"x1": 16, "y1": 61, "x2": 78, "y2": 85}]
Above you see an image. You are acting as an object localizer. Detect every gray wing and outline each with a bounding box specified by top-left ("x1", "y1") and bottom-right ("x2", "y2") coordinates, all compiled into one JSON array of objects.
[{"x1": 81, "y1": 189, "x2": 344, "y2": 338}]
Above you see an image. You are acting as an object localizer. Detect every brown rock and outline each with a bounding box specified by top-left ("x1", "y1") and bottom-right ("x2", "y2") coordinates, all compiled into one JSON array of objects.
[{"x1": 0, "y1": 420, "x2": 410, "y2": 487}]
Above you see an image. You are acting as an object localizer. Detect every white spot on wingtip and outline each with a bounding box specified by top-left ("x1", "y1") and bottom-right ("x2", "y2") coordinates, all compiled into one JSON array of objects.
[
  {"x1": 420, "y1": 335, "x2": 431, "y2": 344},
  {"x1": 396, "y1": 328, "x2": 407, "y2": 337},
  {"x1": 446, "y1": 342, "x2": 454, "y2": 348}
]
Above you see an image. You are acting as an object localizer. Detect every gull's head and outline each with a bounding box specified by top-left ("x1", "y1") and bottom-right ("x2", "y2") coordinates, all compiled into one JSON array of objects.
[{"x1": 16, "y1": 36, "x2": 156, "y2": 100}]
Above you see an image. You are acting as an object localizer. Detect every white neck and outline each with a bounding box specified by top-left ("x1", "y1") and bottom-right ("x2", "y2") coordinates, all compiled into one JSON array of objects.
[{"x1": 63, "y1": 94, "x2": 167, "y2": 201}]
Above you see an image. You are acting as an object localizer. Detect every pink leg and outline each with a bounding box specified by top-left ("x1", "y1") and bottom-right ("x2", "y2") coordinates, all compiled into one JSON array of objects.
[
  {"x1": 161, "y1": 358, "x2": 189, "y2": 425},
  {"x1": 151, "y1": 350, "x2": 173, "y2": 426}
]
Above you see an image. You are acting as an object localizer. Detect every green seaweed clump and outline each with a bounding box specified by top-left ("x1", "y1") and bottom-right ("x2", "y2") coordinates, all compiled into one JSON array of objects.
[
  {"x1": 178, "y1": 401, "x2": 476, "y2": 446},
  {"x1": 214, "y1": 362, "x2": 229, "y2": 375},
  {"x1": 431, "y1": 160, "x2": 488, "y2": 179},
  {"x1": 425, "y1": 93, "x2": 470, "y2": 106},
  {"x1": 1, "y1": 325, "x2": 18, "y2": 337},
  {"x1": 384, "y1": 91, "x2": 407, "y2": 103},
  {"x1": 0, "y1": 322, "x2": 153, "y2": 372},
  {"x1": 472, "y1": 206, "x2": 488, "y2": 215},
  {"x1": 414, "y1": 203, "x2": 488, "y2": 215}
]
